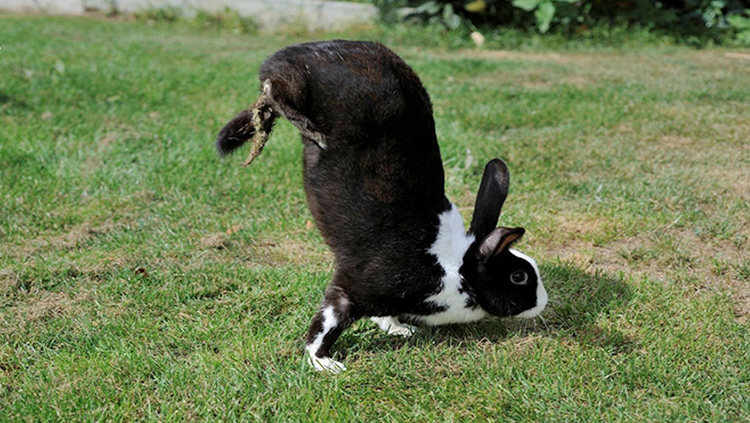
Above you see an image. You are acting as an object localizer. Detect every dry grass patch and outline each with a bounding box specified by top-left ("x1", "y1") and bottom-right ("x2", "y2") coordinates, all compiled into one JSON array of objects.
[
  {"x1": 195, "y1": 225, "x2": 333, "y2": 272},
  {"x1": 709, "y1": 168, "x2": 750, "y2": 200},
  {"x1": 544, "y1": 225, "x2": 749, "y2": 321},
  {"x1": 465, "y1": 68, "x2": 591, "y2": 90},
  {"x1": 433, "y1": 48, "x2": 595, "y2": 65},
  {"x1": 22, "y1": 290, "x2": 88, "y2": 322},
  {"x1": 11, "y1": 222, "x2": 125, "y2": 259},
  {"x1": 0, "y1": 269, "x2": 21, "y2": 297},
  {"x1": 199, "y1": 232, "x2": 230, "y2": 250},
  {"x1": 438, "y1": 49, "x2": 750, "y2": 98},
  {"x1": 0, "y1": 289, "x2": 89, "y2": 334},
  {"x1": 250, "y1": 236, "x2": 333, "y2": 272},
  {"x1": 49, "y1": 223, "x2": 120, "y2": 249}
]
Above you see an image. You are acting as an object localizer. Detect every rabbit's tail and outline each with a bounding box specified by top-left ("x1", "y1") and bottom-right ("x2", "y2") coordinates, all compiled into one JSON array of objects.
[
  {"x1": 217, "y1": 75, "x2": 328, "y2": 165},
  {"x1": 216, "y1": 80, "x2": 278, "y2": 166}
]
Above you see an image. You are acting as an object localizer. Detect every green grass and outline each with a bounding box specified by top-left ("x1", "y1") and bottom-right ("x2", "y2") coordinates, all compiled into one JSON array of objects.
[{"x1": 1, "y1": 14, "x2": 749, "y2": 421}]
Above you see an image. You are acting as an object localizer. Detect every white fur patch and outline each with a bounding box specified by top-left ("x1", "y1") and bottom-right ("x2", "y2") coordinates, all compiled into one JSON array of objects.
[
  {"x1": 371, "y1": 316, "x2": 416, "y2": 337},
  {"x1": 508, "y1": 248, "x2": 548, "y2": 318},
  {"x1": 305, "y1": 306, "x2": 346, "y2": 373},
  {"x1": 415, "y1": 204, "x2": 487, "y2": 325},
  {"x1": 308, "y1": 356, "x2": 347, "y2": 374}
]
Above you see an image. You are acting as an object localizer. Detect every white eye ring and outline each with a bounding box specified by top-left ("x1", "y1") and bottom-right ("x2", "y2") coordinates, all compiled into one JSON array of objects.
[{"x1": 510, "y1": 270, "x2": 528, "y2": 285}]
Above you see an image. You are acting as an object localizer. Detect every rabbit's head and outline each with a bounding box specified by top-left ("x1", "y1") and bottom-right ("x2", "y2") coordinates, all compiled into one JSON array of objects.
[{"x1": 462, "y1": 159, "x2": 547, "y2": 318}]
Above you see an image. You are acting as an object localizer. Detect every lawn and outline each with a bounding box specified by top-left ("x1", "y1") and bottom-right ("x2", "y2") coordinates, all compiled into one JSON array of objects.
[{"x1": 1, "y1": 14, "x2": 748, "y2": 421}]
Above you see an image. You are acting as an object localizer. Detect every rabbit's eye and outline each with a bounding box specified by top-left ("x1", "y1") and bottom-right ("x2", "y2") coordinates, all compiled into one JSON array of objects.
[{"x1": 510, "y1": 270, "x2": 528, "y2": 285}]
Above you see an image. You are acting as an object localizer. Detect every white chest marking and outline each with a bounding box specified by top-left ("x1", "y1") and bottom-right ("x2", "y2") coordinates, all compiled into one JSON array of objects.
[{"x1": 415, "y1": 204, "x2": 487, "y2": 326}]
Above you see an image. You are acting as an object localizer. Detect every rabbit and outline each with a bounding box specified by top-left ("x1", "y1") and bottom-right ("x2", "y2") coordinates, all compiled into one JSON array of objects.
[{"x1": 216, "y1": 40, "x2": 547, "y2": 373}]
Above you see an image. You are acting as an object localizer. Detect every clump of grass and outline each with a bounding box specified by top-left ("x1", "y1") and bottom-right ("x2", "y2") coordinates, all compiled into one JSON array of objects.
[
  {"x1": 131, "y1": 6, "x2": 257, "y2": 34},
  {"x1": 192, "y1": 8, "x2": 258, "y2": 35},
  {"x1": 132, "y1": 6, "x2": 183, "y2": 25}
]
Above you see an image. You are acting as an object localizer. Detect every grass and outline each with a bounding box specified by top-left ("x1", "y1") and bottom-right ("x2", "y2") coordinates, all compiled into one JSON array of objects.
[{"x1": 1, "y1": 13, "x2": 749, "y2": 421}]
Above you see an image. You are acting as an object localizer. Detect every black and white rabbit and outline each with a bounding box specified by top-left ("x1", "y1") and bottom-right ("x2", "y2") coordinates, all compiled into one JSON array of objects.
[{"x1": 216, "y1": 41, "x2": 547, "y2": 373}]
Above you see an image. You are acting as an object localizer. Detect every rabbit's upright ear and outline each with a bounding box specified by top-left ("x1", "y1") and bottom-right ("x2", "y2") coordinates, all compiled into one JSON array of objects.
[
  {"x1": 469, "y1": 159, "x2": 510, "y2": 240},
  {"x1": 478, "y1": 227, "x2": 525, "y2": 259}
]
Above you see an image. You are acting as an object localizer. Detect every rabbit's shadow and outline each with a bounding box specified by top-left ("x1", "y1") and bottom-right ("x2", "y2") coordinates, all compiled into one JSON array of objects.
[{"x1": 339, "y1": 260, "x2": 635, "y2": 357}]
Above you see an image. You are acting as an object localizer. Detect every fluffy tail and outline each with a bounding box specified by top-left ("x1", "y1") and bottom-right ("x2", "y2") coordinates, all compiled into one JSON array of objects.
[
  {"x1": 215, "y1": 80, "x2": 279, "y2": 164},
  {"x1": 215, "y1": 108, "x2": 256, "y2": 156},
  {"x1": 216, "y1": 76, "x2": 327, "y2": 164}
]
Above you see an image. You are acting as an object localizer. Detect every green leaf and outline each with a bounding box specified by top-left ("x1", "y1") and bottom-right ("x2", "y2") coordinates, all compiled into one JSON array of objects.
[
  {"x1": 443, "y1": 4, "x2": 462, "y2": 29},
  {"x1": 448, "y1": 14, "x2": 462, "y2": 28},
  {"x1": 727, "y1": 13, "x2": 750, "y2": 30},
  {"x1": 465, "y1": 0, "x2": 487, "y2": 13},
  {"x1": 512, "y1": 0, "x2": 541, "y2": 12},
  {"x1": 415, "y1": 1, "x2": 441, "y2": 15},
  {"x1": 534, "y1": 1, "x2": 555, "y2": 33}
]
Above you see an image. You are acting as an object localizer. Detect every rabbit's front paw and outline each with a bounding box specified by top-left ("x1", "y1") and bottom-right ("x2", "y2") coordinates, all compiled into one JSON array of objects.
[
  {"x1": 307, "y1": 355, "x2": 347, "y2": 374},
  {"x1": 371, "y1": 316, "x2": 416, "y2": 337}
]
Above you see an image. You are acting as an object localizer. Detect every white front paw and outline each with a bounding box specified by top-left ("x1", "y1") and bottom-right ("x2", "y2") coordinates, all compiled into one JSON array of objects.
[
  {"x1": 307, "y1": 355, "x2": 347, "y2": 374},
  {"x1": 371, "y1": 316, "x2": 417, "y2": 337},
  {"x1": 387, "y1": 323, "x2": 416, "y2": 337}
]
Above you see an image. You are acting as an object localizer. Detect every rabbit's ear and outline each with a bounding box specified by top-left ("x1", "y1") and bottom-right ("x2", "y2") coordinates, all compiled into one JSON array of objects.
[
  {"x1": 478, "y1": 227, "x2": 525, "y2": 260},
  {"x1": 469, "y1": 159, "x2": 510, "y2": 239}
]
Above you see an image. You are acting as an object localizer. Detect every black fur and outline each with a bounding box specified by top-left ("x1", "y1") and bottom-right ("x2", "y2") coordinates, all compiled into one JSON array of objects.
[
  {"x1": 216, "y1": 41, "x2": 545, "y2": 368},
  {"x1": 470, "y1": 159, "x2": 510, "y2": 239},
  {"x1": 215, "y1": 109, "x2": 255, "y2": 156}
]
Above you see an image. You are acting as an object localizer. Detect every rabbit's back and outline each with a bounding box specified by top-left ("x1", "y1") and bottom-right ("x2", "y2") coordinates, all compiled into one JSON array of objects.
[
  {"x1": 260, "y1": 41, "x2": 449, "y2": 272},
  {"x1": 260, "y1": 41, "x2": 435, "y2": 145}
]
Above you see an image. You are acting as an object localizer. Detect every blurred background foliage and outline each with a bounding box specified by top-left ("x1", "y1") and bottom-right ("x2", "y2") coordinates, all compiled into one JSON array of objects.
[{"x1": 373, "y1": 0, "x2": 750, "y2": 44}]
